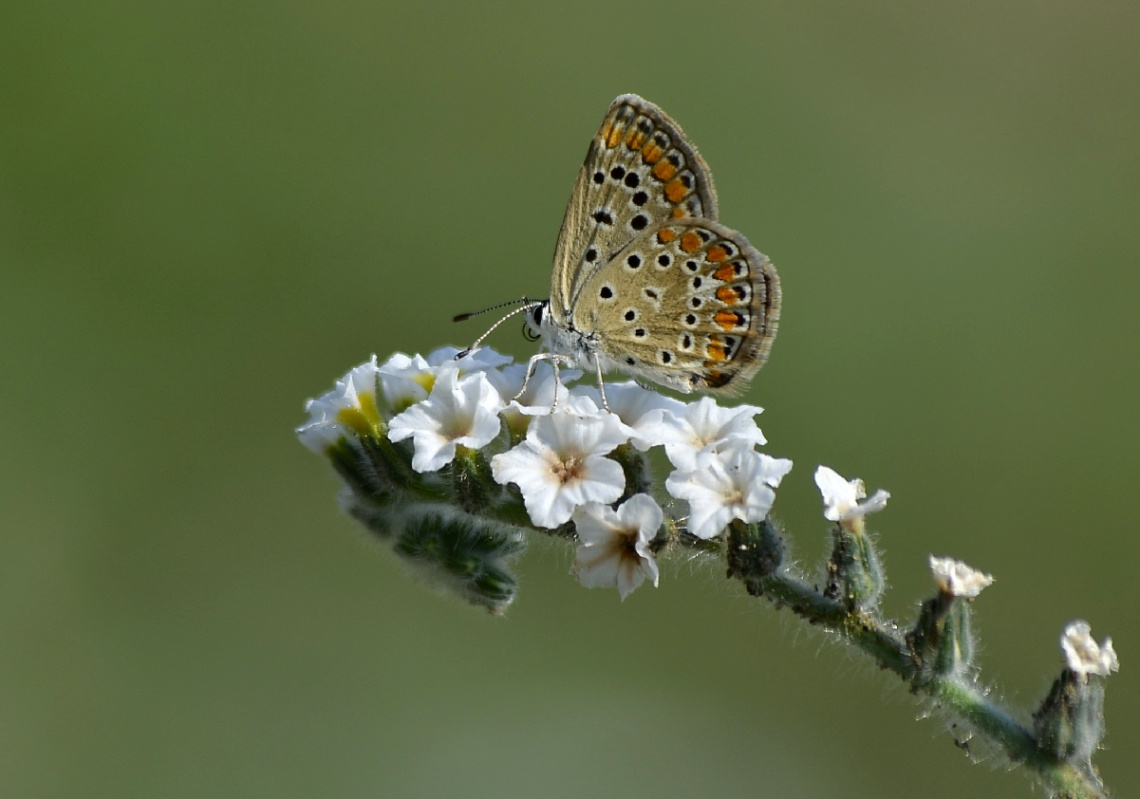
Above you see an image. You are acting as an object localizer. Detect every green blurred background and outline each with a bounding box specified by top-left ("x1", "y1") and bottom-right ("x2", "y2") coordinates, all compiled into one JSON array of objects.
[{"x1": 3, "y1": 3, "x2": 1137, "y2": 797}]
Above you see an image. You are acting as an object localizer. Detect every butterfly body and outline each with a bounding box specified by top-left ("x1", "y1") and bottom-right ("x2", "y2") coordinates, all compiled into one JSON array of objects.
[{"x1": 527, "y1": 94, "x2": 781, "y2": 395}]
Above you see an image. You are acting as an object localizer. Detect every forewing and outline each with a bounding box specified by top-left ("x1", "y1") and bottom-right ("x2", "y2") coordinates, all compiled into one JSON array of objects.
[{"x1": 550, "y1": 94, "x2": 719, "y2": 320}]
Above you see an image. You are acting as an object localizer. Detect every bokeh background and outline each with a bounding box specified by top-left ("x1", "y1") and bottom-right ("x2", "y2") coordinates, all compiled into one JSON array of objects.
[{"x1": 3, "y1": 3, "x2": 1137, "y2": 797}]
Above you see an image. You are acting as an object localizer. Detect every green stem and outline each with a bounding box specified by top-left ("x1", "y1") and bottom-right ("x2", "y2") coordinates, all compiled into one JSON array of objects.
[{"x1": 735, "y1": 564, "x2": 1108, "y2": 799}]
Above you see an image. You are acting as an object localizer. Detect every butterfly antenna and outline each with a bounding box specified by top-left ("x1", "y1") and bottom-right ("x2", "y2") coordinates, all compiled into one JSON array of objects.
[
  {"x1": 453, "y1": 297, "x2": 534, "y2": 323},
  {"x1": 454, "y1": 298, "x2": 544, "y2": 359}
]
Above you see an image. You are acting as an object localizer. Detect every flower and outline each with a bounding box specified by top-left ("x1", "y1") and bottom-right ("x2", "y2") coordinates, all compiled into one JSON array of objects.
[
  {"x1": 491, "y1": 407, "x2": 629, "y2": 528},
  {"x1": 377, "y1": 346, "x2": 513, "y2": 413},
  {"x1": 929, "y1": 556, "x2": 994, "y2": 598},
  {"x1": 814, "y1": 465, "x2": 890, "y2": 534},
  {"x1": 649, "y1": 396, "x2": 768, "y2": 470},
  {"x1": 387, "y1": 368, "x2": 504, "y2": 472},
  {"x1": 666, "y1": 443, "x2": 793, "y2": 539},
  {"x1": 571, "y1": 381, "x2": 686, "y2": 451},
  {"x1": 1060, "y1": 621, "x2": 1119, "y2": 680},
  {"x1": 572, "y1": 494, "x2": 662, "y2": 599},
  {"x1": 376, "y1": 352, "x2": 437, "y2": 412},
  {"x1": 297, "y1": 357, "x2": 383, "y2": 452}
]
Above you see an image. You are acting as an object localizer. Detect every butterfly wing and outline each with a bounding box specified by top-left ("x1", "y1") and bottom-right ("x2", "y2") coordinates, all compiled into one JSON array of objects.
[
  {"x1": 549, "y1": 94, "x2": 719, "y2": 323},
  {"x1": 570, "y1": 219, "x2": 781, "y2": 395}
]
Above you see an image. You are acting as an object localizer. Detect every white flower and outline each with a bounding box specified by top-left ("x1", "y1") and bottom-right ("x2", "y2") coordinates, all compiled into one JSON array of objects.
[
  {"x1": 814, "y1": 465, "x2": 890, "y2": 534},
  {"x1": 491, "y1": 408, "x2": 629, "y2": 528},
  {"x1": 929, "y1": 556, "x2": 994, "y2": 598},
  {"x1": 572, "y1": 494, "x2": 662, "y2": 600},
  {"x1": 376, "y1": 352, "x2": 437, "y2": 412},
  {"x1": 650, "y1": 396, "x2": 768, "y2": 470},
  {"x1": 297, "y1": 357, "x2": 383, "y2": 452},
  {"x1": 377, "y1": 347, "x2": 513, "y2": 413},
  {"x1": 666, "y1": 443, "x2": 793, "y2": 539},
  {"x1": 572, "y1": 381, "x2": 686, "y2": 451},
  {"x1": 1060, "y1": 621, "x2": 1119, "y2": 680},
  {"x1": 387, "y1": 369, "x2": 504, "y2": 472}
]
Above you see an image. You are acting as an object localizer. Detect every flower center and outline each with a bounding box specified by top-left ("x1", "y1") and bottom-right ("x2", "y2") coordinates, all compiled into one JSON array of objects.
[{"x1": 551, "y1": 454, "x2": 584, "y2": 484}]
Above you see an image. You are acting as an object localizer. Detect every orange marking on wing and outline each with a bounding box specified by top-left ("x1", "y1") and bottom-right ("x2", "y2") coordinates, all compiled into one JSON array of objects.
[
  {"x1": 604, "y1": 122, "x2": 622, "y2": 149},
  {"x1": 664, "y1": 178, "x2": 687, "y2": 203},
  {"x1": 626, "y1": 129, "x2": 646, "y2": 149},
  {"x1": 652, "y1": 160, "x2": 677, "y2": 181},
  {"x1": 680, "y1": 231, "x2": 702, "y2": 253},
  {"x1": 715, "y1": 311, "x2": 742, "y2": 331},
  {"x1": 713, "y1": 264, "x2": 735, "y2": 281},
  {"x1": 671, "y1": 207, "x2": 686, "y2": 219},
  {"x1": 656, "y1": 228, "x2": 677, "y2": 244},
  {"x1": 716, "y1": 286, "x2": 738, "y2": 304},
  {"x1": 704, "y1": 369, "x2": 732, "y2": 388},
  {"x1": 641, "y1": 142, "x2": 663, "y2": 164},
  {"x1": 706, "y1": 246, "x2": 728, "y2": 263},
  {"x1": 707, "y1": 338, "x2": 727, "y2": 362}
]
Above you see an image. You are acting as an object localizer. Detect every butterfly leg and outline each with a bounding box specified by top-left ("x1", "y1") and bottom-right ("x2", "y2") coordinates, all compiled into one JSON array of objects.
[
  {"x1": 514, "y1": 351, "x2": 577, "y2": 410},
  {"x1": 592, "y1": 357, "x2": 610, "y2": 412}
]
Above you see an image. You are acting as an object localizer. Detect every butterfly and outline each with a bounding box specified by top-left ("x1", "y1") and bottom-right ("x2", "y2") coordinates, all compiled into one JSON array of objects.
[{"x1": 461, "y1": 94, "x2": 780, "y2": 399}]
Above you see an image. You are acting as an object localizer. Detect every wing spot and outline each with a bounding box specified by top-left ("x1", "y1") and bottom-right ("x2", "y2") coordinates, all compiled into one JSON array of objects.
[
  {"x1": 692, "y1": 277, "x2": 703, "y2": 289},
  {"x1": 685, "y1": 260, "x2": 699, "y2": 272},
  {"x1": 680, "y1": 232, "x2": 702, "y2": 253},
  {"x1": 604, "y1": 124, "x2": 622, "y2": 149},
  {"x1": 680, "y1": 334, "x2": 693, "y2": 350},
  {"x1": 624, "y1": 309, "x2": 637, "y2": 322},
  {"x1": 656, "y1": 228, "x2": 677, "y2": 244},
  {"x1": 632, "y1": 190, "x2": 648, "y2": 207},
  {"x1": 585, "y1": 247, "x2": 598, "y2": 263},
  {"x1": 624, "y1": 172, "x2": 641, "y2": 188},
  {"x1": 706, "y1": 246, "x2": 728, "y2": 263},
  {"x1": 625, "y1": 253, "x2": 642, "y2": 269},
  {"x1": 707, "y1": 338, "x2": 727, "y2": 362},
  {"x1": 715, "y1": 311, "x2": 745, "y2": 331},
  {"x1": 659, "y1": 350, "x2": 673, "y2": 364},
  {"x1": 690, "y1": 297, "x2": 703, "y2": 309},
  {"x1": 599, "y1": 285, "x2": 614, "y2": 300},
  {"x1": 634, "y1": 328, "x2": 647, "y2": 338},
  {"x1": 592, "y1": 171, "x2": 605, "y2": 185},
  {"x1": 656, "y1": 253, "x2": 672, "y2": 268},
  {"x1": 591, "y1": 209, "x2": 615, "y2": 226},
  {"x1": 684, "y1": 313, "x2": 698, "y2": 326},
  {"x1": 653, "y1": 160, "x2": 677, "y2": 182},
  {"x1": 630, "y1": 214, "x2": 649, "y2": 231},
  {"x1": 610, "y1": 165, "x2": 626, "y2": 181}
]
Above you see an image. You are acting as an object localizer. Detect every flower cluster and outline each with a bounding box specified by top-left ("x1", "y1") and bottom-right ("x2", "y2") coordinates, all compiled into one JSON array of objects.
[{"x1": 298, "y1": 347, "x2": 792, "y2": 607}]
